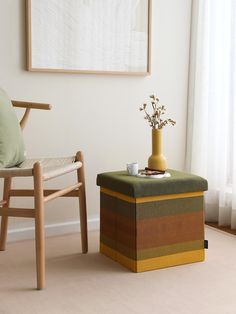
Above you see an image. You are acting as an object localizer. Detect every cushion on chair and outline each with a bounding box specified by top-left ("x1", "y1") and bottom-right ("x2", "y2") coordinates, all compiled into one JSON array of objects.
[{"x1": 0, "y1": 88, "x2": 26, "y2": 167}]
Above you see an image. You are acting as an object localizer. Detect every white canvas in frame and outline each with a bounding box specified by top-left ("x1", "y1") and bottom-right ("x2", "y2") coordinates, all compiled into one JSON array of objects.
[{"x1": 27, "y1": 0, "x2": 151, "y2": 75}]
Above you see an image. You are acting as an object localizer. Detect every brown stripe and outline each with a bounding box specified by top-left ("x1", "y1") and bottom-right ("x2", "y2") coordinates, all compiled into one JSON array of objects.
[
  {"x1": 101, "y1": 208, "x2": 204, "y2": 250},
  {"x1": 100, "y1": 205, "x2": 136, "y2": 250},
  {"x1": 100, "y1": 207, "x2": 117, "y2": 241},
  {"x1": 136, "y1": 211, "x2": 204, "y2": 249}
]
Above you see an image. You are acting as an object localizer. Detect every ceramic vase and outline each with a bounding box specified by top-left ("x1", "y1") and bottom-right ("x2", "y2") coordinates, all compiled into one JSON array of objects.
[{"x1": 148, "y1": 128, "x2": 167, "y2": 171}]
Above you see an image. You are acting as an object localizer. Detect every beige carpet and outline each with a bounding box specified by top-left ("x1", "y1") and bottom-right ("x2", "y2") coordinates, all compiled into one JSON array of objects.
[{"x1": 0, "y1": 226, "x2": 236, "y2": 314}]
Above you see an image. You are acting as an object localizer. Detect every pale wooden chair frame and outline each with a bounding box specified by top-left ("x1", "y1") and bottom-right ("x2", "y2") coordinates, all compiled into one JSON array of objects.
[{"x1": 0, "y1": 101, "x2": 88, "y2": 290}]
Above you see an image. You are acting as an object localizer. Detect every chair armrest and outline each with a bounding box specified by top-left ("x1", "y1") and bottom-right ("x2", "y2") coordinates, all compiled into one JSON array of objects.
[
  {"x1": 11, "y1": 100, "x2": 51, "y2": 130},
  {"x1": 12, "y1": 100, "x2": 51, "y2": 110}
]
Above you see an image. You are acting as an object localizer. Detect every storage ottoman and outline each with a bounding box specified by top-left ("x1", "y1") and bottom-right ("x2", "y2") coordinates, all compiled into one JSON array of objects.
[{"x1": 97, "y1": 169, "x2": 208, "y2": 272}]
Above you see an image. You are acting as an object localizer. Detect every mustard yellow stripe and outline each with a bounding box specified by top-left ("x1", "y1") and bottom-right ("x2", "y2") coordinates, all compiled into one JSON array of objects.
[
  {"x1": 136, "y1": 249, "x2": 205, "y2": 272},
  {"x1": 100, "y1": 243, "x2": 137, "y2": 272},
  {"x1": 137, "y1": 192, "x2": 204, "y2": 203},
  {"x1": 101, "y1": 188, "x2": 136, "y2": 203},
  {"x1": 101, "y1": 187, "x2": 203, "y2": 204},
  {"x1": 100, "y1": 243, "x2": 204, "y2": 272}
]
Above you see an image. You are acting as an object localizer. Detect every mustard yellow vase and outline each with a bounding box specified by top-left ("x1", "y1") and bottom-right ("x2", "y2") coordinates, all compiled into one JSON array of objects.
[{"x1": 148, "y1": 128, "x2": 167, "y2": 171}]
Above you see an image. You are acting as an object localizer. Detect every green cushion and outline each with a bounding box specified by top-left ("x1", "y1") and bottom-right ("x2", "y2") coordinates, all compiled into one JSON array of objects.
[
  {"x1": 97, "y1": 169, "x2": 208, "y2": 198},
  {"x1": 0, "y1": 88, "x2": 26, "y2": 167}
]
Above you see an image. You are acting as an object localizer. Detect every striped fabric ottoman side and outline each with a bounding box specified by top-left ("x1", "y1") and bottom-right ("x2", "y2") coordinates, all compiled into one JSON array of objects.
[
  {"x1": 98, "y1": 170, "x2": 208, "y2": 272},
  {"x1": 100, "y1": 188, "x2": 205, "y2": 272},
  {"x1": 135, "y1": 191, "x2": 205, "y2": 272},
  {"x1": 100, "y1": 188, "x2": 138, "y2": 271}
]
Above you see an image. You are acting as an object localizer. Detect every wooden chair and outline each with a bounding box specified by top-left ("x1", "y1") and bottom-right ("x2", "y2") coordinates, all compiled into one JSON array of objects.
[{"x1": 0, "y1": 100, "x2": 88, "y2": 290}]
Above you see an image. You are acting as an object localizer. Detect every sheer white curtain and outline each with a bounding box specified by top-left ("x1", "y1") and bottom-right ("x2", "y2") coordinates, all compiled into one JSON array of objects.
[{"x1": 186, "y1": 0, "x2": 236, "y2": 227}]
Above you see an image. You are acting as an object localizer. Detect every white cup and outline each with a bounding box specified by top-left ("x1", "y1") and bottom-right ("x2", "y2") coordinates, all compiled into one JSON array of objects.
[{"x1": 127, "y1": 162, "x2": 139, "y2": 176}]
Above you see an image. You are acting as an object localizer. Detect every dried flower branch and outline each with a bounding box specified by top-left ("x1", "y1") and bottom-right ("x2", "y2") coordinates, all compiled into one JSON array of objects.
[{"x1": 140, "y1": 94, "x2": 176, "y2": 129}]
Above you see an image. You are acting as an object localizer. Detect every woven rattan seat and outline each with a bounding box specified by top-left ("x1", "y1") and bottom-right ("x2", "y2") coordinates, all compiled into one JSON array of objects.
[{"x1": 0, "y1": 157, "x2": 82, "y2": 180}]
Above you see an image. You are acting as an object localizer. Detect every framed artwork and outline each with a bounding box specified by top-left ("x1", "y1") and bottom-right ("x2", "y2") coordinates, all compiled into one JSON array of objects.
[{"x1": 26, "y1": 0, "x2": 151, "y2": 75}]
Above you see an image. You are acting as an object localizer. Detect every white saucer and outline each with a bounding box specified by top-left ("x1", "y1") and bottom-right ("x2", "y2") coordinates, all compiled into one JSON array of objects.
[{"x1": 137, "y1": 172, "x2": 171, "y2": 179}]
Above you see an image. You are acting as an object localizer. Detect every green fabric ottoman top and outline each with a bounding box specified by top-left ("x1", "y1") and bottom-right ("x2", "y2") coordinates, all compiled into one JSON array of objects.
[{"x1": 97, "y1": 169, "x2": 208, "y2": 198}]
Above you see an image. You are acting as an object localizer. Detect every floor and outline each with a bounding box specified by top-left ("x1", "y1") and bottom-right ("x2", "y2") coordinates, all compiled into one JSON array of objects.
[
  {"x1": 206, "y1": 222, "x2": 236, "y2": 236},
  {"x1": 0, "y1": 226, "x2": 236, "y2": 314}
]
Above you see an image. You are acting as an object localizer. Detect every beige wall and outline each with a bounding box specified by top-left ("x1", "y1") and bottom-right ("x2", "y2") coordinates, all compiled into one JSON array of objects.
[{"x1": 0, "y1": 0, "x2": 192, "y2": 236}]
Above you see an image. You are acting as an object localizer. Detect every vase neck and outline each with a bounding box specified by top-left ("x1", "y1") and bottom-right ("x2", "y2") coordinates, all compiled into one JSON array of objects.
[{"x1": 152, "y1": 128, "x2": 162, "y2": 154}]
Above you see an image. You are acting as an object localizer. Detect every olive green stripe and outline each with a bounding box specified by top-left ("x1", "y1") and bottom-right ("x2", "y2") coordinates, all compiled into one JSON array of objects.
[
  {"x1": 101, "y1": 192, "x2": 203, "y2": 219},
  {"x1": 100, "y1": 234, "x2": 204, "y2": 261},
  {"x1": 137, "y1": 240, "x2": 204, "y2": 260},
  {"x1": 136, "y1": 196, "x2": 203, "y2": 219},
  {"x1": 101, "y1": 192, "x2": 136, "y2": 219}
]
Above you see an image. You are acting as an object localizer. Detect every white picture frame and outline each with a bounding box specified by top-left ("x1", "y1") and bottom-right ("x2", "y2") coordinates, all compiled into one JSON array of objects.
[{"x1": 26, "y1": 0, "x2": 151, "y2": 75}]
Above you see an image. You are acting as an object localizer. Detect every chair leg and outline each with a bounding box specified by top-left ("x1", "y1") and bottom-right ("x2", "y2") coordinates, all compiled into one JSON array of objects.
[
  {"x1": 33, "y1": 162, "x2": 45, "y2": 290},
  {"x1": 76, "y1": 151, "x2": 88, "y2": 253},
  {"x1": 0, "y1": 177, "x2": 12, "y2": 251}
]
